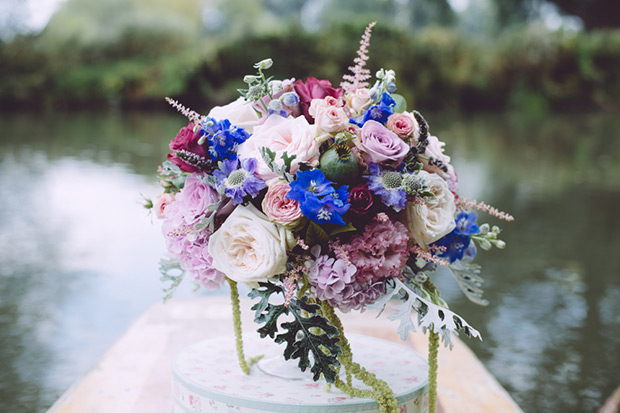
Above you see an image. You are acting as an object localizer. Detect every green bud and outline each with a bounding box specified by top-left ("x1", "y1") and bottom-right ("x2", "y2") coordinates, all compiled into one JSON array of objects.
[
  {"x1": 254, "y1": 58, "x2": 273, "y2": 70},
  {"x1": 243, "y1": 75, "x2": 259, "y2": 84},
  {"x1": 492, "y1": 225, "x2": 501, "y2": 234},
  {"x1": 479, "y1": 223, "x2": 490, "y2": 234},
  {"x1": 479, "y1": 239, "x2": 492, "y2": 250},
  {"x1": 495, "y1": 240, "x2": 506, "y2": 249}
]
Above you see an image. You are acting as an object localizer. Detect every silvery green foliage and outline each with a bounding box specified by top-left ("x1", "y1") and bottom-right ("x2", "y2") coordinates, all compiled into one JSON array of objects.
[
  {"x1": 159, "y1": 258, "x2": 185, "y2": 302},
  {"x1": 368, "y1": 269, "x2": 481, "y2": 349},
  {"x1": 448, "y1": 260, "x2": 489, "y2": 306},
  {"x1": 259, "y1": 147, "x2": 296, "y2": 182}
]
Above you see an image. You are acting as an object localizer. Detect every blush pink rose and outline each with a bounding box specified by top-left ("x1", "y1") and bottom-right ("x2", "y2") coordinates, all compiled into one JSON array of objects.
[
  {"x1": 309, "y1": 98, "x2": 350, "y2": 134},
  {"x1": 356, "y1": 120, "x2": 409, "y2": 166},
  {"x1": 386, "y1": 112, "x2": 418, "y2": 140},
  {"x1": 237, "y1": 115, "x2": 320, "y2": 185},
  {"x1": 345, "y1": 88, "x2": 372, "y2": 117},
  {"x1": 153, "y1": 193, "x2": 176, "y2": 219},
  {"x1": 261, "y1": 181, "x2": 303, "y2": 226},
  {"x1": 207, "y1": 97, "x2": 261, "y2": 133},
  {"x1": 423, "y1": 135, "x2": 458, "y2": 192}
]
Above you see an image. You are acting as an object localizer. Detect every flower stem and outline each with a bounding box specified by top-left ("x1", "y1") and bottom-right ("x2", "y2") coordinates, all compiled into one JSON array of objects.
[{"x1": 228, "y1": 278, "x2": 263, "y2": 374}]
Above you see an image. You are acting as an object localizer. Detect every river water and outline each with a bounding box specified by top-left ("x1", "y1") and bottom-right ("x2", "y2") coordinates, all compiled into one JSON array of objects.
[{"x1": 0, "y1": 110, "x2": 618, "y2": 412}]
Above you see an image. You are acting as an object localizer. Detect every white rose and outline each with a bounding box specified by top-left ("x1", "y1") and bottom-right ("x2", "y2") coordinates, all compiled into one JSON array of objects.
[
  {"x1": 207, "y1": 97, "x2": 261, "y2": 133},
  {"x1": 406, "y1": 171, "x2": 456, "y2": 246},
  {"x1": 208, "y1": 204, "x2": 288, "y2": 284},
  {"x1": 237, "y1": 114, "x2": 320, "y2": 185}
]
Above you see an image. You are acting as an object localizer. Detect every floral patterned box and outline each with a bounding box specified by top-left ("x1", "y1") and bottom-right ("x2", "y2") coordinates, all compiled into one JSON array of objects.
[{"x1": 172, "y1": 333, "x2": 429, "y2": 413}]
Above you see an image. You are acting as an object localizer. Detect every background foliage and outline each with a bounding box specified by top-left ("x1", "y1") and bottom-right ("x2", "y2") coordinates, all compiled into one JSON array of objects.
[{"x1": 1, "y1": 0, "x2": 619, "y2": 113}]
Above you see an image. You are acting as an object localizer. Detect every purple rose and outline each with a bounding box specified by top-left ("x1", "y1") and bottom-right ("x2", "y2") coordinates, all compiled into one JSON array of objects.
[
  {"x1": 349, "y1": 184, "x2": 375, "y2": 217},
  {"x1": 357, "y1": 120, "x2": 409, "y2": 167},
  {"x1": 294, "y1": 77, "x2": 343, "y2": 122},
  {"x1": 167, "y1": 122, "x2": 207, "y2": 172}
]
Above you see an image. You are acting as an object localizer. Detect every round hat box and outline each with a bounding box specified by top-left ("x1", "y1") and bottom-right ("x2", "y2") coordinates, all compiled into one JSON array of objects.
[{"x1": 172, "y1": 333, "x2": 429, "y2": 413}]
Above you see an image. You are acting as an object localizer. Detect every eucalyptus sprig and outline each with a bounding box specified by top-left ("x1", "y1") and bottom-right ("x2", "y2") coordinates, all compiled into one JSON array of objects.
[{"x1": 238, "y1": 58, "x2": 275, "y2": 114}]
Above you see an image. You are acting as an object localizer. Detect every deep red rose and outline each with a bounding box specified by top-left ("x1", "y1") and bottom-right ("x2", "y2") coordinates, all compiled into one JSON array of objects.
[
  {"x1": 349, "y1": 184, "x2": 375, "y2": 217},
  {"x1": 294, "y1": 77, "x2": 343, "y2": 122},
  {"x1": 167, "y1": 122, "x2": 207, "y2": 172}
]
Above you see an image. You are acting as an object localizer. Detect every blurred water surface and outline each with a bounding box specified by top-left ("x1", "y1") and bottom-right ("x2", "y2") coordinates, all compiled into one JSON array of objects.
[{"x1": 0, "y1": 111, "x2": 618, "y2": 412}]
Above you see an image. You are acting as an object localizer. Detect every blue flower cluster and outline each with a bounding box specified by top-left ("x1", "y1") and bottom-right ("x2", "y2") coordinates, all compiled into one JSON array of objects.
[
  {"x1": 433, "y1": 212, "x2": 481, "y2": 263},
  {"x1": 286, "y1": 169, "x2": 350, "y2": 225},
  {"x1": 200, "y1": 117, "x2": 250, "y2": 162},
  {"x1": 351, "y1": 92, "x2": 396, "y2": 127}
]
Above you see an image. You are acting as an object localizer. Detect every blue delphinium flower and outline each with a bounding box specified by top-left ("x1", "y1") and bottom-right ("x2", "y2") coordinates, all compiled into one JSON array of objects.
[
  {"x1": 287, "y1": 169, "x2": 336, "y2": 201},
  {"x1": 200, "y1": 117, "x2": 250, "y2": 162},
  {"x1": 350, "y1": 92, "x2": 396, "y2": 127},
  {"x1": 433, "y1": 212, "x2": 481, "y2": 263},
  {"x1": 287, "y1": 169, "x2": 350, "y2": 225},
  {"x1": 302, "y1": 192, "x2": 350, "y2": 225},
  {"x1": 213, "y1": 158, "x2": 265, "y2": 204},
  {"x1": 365, "y1": 163, "x2": 408, "y2": 212}
]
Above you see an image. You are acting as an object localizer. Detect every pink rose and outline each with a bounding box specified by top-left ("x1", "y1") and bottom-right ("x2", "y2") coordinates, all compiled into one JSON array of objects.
[
  {"x1": 261, "y1": 181, "x2": 303, "y2": 226},
  {"x1": 167, "y1": 122, "x2": 207, "y2": 172},
  {"x1": 356, "y1": 120, "x2": 409, "y2": 166},
  {"x1": 294, "y1": 77, "x2": 343, "y2": 122},
  {"x1": 422, "y1": 135, "x2": 458, "y2": 192},
  {"x1": 237, "y1": 115, "x2": 320, "y2": 185},
  {"x1": 386, "y1": 112, "x2": 418, "y2": 140},
  {"x1": 309, "y1": 98, "x2": 349, "y2": 134},
  {"x1": 153, "y1": 193, "x2": 175, "y2": 219}
]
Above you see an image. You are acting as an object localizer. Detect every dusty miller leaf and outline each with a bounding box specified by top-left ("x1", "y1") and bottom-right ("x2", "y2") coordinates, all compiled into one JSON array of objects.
[
  {"x1": 448, "y1": 260, "x2": 489, "y2": 306},
  {"x1": 159, "y1": 258, "x2": 185, "y2": 302},
  {"x1": 249, "y1": 282, "x2": 342, "y2": 383},
  {"x1": 367, "y1": 273, "x2": 481, "y2": 349}
]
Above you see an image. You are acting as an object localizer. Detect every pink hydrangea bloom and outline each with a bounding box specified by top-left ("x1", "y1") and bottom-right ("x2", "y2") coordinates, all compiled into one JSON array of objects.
[
  {"x1": 305, "y1": 246, "x2": 386, "y2": 312},
  {"x1": 341, "y1": 217, "x2": 409, "y2": 284},
  {"x1": 162, "y1": 174, "x2": 224, "y2": 290}
]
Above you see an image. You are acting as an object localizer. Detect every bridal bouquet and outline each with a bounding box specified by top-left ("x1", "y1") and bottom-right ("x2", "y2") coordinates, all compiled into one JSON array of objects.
[{"x1": 146, "y1": 23, "x2": 512, "y2": 413}]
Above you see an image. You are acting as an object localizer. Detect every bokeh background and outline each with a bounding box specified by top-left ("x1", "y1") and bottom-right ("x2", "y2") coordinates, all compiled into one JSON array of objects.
[{"x1": 1, "y1": 1, "x2": 619, "y2": 412}]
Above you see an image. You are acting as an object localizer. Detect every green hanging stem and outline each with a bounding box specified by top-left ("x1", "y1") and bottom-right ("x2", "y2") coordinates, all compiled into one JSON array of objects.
[
  {"x1": 228, "y1": 278, "x2": 263, "y2": 374},
  {"x1": 427, "y1": 329, "x2": 440, "y2": 413},
  {"x1": 423, "y1": 278, "x2": 442, "y2": 413},
  {"x1": 320, "y1": 300, "x2": 400, "y2": 413}
]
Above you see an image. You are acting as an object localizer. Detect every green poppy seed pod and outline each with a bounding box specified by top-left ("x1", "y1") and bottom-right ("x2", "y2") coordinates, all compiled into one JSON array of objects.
[{"x1": 319, "y1": 144, "x2": 360, "y2": 185}]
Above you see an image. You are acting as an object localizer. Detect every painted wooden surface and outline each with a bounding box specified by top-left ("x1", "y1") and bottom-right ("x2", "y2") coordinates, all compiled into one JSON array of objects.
[{"x1": 48, "y1": 296, "x2": 523, "y2": 413}]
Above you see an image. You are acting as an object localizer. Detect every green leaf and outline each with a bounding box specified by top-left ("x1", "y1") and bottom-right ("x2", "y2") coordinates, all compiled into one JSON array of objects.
[
  {"x1": 249, "y1": 282, "x2": 342, "y2": 383},
  {"x1": 327, "y1": 221, "x2": 356, "y2": 236},
  {"x1": 305, "y1": 221, "x2": 329, "y2": 247},
  {"x1": 281, "y1": 151, "x2": 297, "y2": 173},
  {"x1": 391, "y1": 93, "x2": 407, "y2": 113}
]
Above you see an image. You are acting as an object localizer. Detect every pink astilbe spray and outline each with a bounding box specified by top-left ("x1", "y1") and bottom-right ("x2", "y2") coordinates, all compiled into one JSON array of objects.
[
  {"x1": 456, "y1": 197, "x2": 515, "y2": 222},
  {"x1": 340, "y1": 22, "x2": 377, "y2": 94},
  {"x1": 165, "y1": 97, "x2": 205, "y2": 125},
  {"x1": 410, "y1": 245, "x2": 450, "y2": 267}
]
